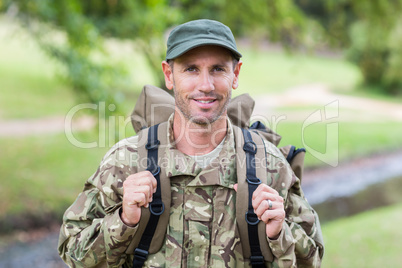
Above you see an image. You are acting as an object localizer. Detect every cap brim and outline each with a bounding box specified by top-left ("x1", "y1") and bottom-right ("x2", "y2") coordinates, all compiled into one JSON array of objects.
[{"x1": 166, "y1": 39, "x2": 242, "y2": 60}]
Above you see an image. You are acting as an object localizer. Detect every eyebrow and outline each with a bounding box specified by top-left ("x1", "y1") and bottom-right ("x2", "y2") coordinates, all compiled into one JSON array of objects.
[
  {"x1": 213, "y1": 63, "x2": 227, "y2": 68},
  {"x1": 182, "y1": 62, "x2": 230, "y2": 70},
  {"x1": 184, "y1": 63, "x2": 197, "y2": 69}
]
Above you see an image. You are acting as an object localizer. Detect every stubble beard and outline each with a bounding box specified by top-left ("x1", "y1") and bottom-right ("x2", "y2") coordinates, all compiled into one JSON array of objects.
[{"x1": 173, "y1": 84, "x2": 232, "y2": 126}]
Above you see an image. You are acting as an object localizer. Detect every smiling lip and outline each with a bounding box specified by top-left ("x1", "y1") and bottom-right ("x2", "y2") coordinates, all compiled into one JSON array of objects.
[{"x1": 192, "y1": 98, "x2": 216, "y2": 108}]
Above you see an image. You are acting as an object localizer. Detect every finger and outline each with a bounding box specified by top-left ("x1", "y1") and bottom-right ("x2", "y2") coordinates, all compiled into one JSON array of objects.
[
  {"x1": 132, "y1": 184, "x2": 154, "y2": 202},
  {"x1": 260, "y1": 208, "x2": 285, "y2": 224},
  {"x1": 127, "y1": 192, "x2": 148, "y2": 207},
  {"x1": 255, "y1": 199, "x2": 284, "y2": 219},
  {"x1": 257, "y1": 193, "x2": 284, "y2": 207},
  {"x1": 130, "y1": 185, "x2": 154, "y2": 203},
  {"x1": 252, "y1": 184, "x2": 279, "y2": 200},
  {"x1": 233, "y1": 184, "x2": 238, "y2": 192},
  {"x1": 254, "y1": 199, "x2": 275, "y2": 217},
  {"x1": 137, "y1": 172, "x2": 158, "y2": 192},
  {"x1": 127, "y1": 170, "x2": 157, "y2": 185},
  {"x1": 252, "y1": 192, "x2": 282, "y2": 210},
  {"x1": 146, "y1": 170, "x2": 158, "y2": 192},
  {"x1": 125, "y1": 171, "x2": 157, "y2": 194}
]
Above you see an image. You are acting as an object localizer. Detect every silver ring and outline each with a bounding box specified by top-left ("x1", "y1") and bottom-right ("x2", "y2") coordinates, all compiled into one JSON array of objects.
[{"x1": 267, "y1": 199, "x2": 273, "y2": 210}]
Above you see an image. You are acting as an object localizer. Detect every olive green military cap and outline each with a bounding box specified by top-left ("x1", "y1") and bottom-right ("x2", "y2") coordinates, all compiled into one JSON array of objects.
[{"x1": 166, "y1": 19, "x2": 242, "y2": 60}]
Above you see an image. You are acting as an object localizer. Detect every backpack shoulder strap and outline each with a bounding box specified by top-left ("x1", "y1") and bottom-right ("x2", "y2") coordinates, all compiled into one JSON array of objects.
[
  {"x1": 128, "y1": 122, "x2": 171, "y2": 267},
  {"x1": 233, "y1": 125, "x2": 274, "y2": 265}
]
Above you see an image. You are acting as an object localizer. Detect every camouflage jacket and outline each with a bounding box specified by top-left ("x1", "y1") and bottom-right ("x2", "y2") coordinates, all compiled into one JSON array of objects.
[{"x1": 58, "y1": 116, "x2": 324, "y2": 267}]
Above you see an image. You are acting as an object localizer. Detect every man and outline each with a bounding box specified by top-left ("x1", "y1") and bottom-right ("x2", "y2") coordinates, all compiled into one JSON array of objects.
[{"x1": 58, "y1": 19, "x2": 324, "y2": 267}]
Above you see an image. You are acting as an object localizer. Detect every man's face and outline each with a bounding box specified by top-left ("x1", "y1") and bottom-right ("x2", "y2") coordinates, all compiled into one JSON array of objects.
[{"x1": 162, "y1": 46, "x2": 242, "y2": 125}]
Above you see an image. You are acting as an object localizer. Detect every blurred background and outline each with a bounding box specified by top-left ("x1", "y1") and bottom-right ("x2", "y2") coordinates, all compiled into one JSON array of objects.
[{"x1": 0, "y1": 0, "x2": 402, "y2": 267}]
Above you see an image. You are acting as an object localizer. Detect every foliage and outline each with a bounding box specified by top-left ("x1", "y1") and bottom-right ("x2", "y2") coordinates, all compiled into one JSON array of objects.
[
  {"x1": 0, "y1": 0, "x2": 311, "y2": 108},
  {"x1": 2, "y1": 0, "x2": 402, "y2": 104},
  {"x1": 296, "y1": 0, "x2": 402, "y2": 95},
  {"x1": 0, "y1": 22, "x2": 75, "y2": 119},
  {"x1": 2, "y1": 1, "x2": 136, "y2": 115}
]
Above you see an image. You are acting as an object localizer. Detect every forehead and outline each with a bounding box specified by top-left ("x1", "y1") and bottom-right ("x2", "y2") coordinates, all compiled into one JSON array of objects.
[{"x1": 174, "y1": 45, "x2": 234, "y2": 65}]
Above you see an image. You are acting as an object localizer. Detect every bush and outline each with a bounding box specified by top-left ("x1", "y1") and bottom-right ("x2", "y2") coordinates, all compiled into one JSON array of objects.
[
  {"x1": 384, "y1": 19, "x2": 402, "y2": 94},
  {"x1": 347, "y1": 20, "x2": 402, "y2": 95}
]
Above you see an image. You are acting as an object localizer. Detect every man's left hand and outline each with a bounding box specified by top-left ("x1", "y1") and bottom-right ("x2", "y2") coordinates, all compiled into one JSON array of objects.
[
  {"x1": 252, "y1": 184, "x2": 285, "y2": 239},
  {"x1": 234, "y1": 183, "x2": 285, "y2": 239}
]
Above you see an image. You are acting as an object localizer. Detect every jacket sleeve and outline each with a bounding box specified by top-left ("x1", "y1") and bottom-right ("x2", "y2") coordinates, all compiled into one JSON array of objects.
[
  {"x1": 283, "y1": 173, "x2": 324, "y2": 267},
  {"x1": 58, "y1": 142, "x2": 140, "y2": 267},
  {"x1": 264, "y1": 144, "x2": 324, "y2": 267}
]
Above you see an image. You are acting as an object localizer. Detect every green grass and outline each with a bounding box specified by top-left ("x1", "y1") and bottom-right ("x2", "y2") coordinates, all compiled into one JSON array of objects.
[
  {"x1": 0, "y1": 119, "x2": 136, "y2": 218},
  {"x1": 236, "y1": 48, "x2": 362, "y2": 96},
  {"x1": 0, "y1": 132, "x2": 109, "y2": 216},
  {"x1": 322, "y1": 203, "x2": 402, "y2": 267},
  {"x1": 277, "y1": 121, "x2": 402, "y2": 167}
]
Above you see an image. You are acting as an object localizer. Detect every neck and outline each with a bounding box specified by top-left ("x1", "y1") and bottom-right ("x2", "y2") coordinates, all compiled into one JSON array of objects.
[{"x1": 173, "y1": 110, "x2": 228, "y2": 156}]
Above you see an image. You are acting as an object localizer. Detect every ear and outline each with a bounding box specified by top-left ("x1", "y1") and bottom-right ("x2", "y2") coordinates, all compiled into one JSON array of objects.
[
  {"x1": 162, "y1": 61, "x2": 174, "y2": 90},
  {"x1": 232, "y1": 60, "x2": 242, "y2": 90}
]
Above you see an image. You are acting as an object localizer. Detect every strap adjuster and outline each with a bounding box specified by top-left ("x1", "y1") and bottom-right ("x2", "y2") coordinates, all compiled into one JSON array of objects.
[
  {"x1": 148, "y1": 166, "x2": 161, "y2": 177},
  {"x1": 243, "y1": 140, "x2": 257, "y2": 154},
  {"x1": 149, "y1": 202, "x2": 165, "y2": 216},
  {"x1": 245, "y1": 212, "x2": 260, "y2": 225},
  {"x1": 134, "y1": 248, "x2": 149, "y2": 262},
  {"x1": 250, "y1": 255, "x2": 264, "y2": 265},
  {"x1": 246, "y1": 176, "x2": 261, "y2": 185},
  {"x1": 145, "y1": 140, "x2": 160, "y2": 150}
]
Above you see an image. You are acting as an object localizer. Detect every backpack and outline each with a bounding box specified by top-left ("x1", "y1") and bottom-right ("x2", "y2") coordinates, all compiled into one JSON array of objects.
[{"x1": 127, "y1": 85, "x2": 307, "y2": 267}]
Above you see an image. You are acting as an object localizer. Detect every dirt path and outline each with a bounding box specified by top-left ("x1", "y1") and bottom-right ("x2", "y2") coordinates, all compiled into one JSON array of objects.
[
  {"x1": 0, "y1": 115, "x2": 95, "y2": 137},
  {"x1": 252, "y1": 83, "x2": 402, "y2": 122}
]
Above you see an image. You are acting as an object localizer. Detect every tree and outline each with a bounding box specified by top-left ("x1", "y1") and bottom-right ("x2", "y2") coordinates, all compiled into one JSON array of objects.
[
  {"x1": 1, "y1": 0, "x2": 180, "y2": 113},
  {"x1": 296, "y1": 0, "x2": 402, "y2": 94},
  {"x1": 2, "y1": 0, "x2": 401, "y2": 111},
  {"x1": 0, "y1": 0, "x2": 312, "y2": 110}
]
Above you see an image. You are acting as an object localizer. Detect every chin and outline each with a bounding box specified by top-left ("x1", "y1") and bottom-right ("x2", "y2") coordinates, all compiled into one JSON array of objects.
[{"x1": 189, "y1": 112, "x2": 225, "y2": 126}]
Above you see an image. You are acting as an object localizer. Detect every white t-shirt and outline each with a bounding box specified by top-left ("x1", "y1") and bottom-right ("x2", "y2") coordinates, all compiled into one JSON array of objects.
[{"x1": 189, "y1": 137, "x2": 226, "y2": 168}]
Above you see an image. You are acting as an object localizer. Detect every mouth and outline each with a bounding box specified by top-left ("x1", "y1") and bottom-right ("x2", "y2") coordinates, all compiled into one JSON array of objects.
[
  {"x1": 195, "y1": 99, "x2": 215, "y2": 104},
  {"x1": 192, "y1": 98, "x2": 217, "y2": 109}
]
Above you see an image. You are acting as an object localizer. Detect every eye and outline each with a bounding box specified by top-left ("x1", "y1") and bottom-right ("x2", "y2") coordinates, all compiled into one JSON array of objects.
[
  {"x1": 185, "y1": 67, "x2": 197, "y2": 72},
  {"x1": 213, "y1": 66, "x2": 225, "y2": 72}
]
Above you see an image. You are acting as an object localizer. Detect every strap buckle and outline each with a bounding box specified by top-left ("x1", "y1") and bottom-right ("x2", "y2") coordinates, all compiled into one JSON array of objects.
[
  {"x1": 243, "y1": 140, "x2": 257, "y2": 154},
  {"x1": 148, "y1": 166, "x2": 161, "y2": 177},
  {"x1": 149, "y1": 202, "x2": 165, "y2": 216},
  {"x1": 145, "y1": 140, "x2": 160, "y2": 150},
  {"x1": 246, "y1": 176, "x2": 261, "y2": 185},
  {"x1": 245, "y1": 212, "x2": 260, "y2": 225},
  {"x1": 250, "y1": 255, "x2": 264, "y2": 265},
  {"x1": 134, "y1": 248, "x2": 149, "y2": 262}
]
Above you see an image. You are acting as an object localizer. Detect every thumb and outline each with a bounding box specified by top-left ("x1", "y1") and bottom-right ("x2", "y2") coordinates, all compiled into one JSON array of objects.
[{"x1": 233, "y1": 183, "x2": 238, "y2": 192}]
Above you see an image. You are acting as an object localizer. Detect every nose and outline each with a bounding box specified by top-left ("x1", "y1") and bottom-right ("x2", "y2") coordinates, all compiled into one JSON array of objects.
[{"x1": 197, "y1": 70, "x2": 214, "y2": 93}]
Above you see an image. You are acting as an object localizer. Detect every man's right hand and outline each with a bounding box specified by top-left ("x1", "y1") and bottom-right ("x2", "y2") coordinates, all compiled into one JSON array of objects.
[{"x1": 121, "y1": 171, "x2": 157, "y2": 227}]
